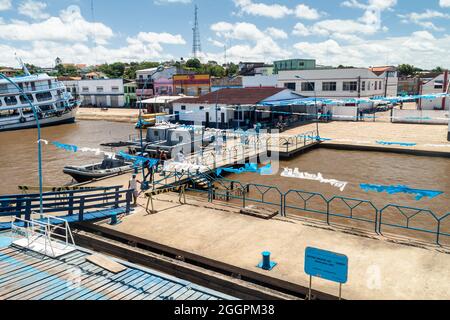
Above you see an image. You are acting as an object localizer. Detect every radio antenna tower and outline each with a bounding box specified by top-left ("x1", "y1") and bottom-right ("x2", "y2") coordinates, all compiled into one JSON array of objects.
[{"x1": 192, "y1": 5, "x2": 202, "y2": 59}]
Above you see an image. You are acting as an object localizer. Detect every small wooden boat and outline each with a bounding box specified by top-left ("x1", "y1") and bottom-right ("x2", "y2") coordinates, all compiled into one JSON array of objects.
[{"x1": 63, "y1": 157, "x2": 134, "y2": 183}]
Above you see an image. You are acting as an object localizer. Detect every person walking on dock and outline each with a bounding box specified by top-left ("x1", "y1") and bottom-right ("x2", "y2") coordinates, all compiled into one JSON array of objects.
[
  {"x1": 128, "y1": 174, "x2": 140, "y2": 207},
  {"x1": 175, "y1": 150, "x2": 186, "y2": 163},
  {"x1": 143, "y1": 160, "x2": 156, "y2": 184}
]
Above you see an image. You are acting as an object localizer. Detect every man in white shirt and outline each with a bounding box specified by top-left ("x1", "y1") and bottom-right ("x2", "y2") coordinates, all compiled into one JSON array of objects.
[
  {"x1": 175, "y1": 150, "x2": 185, "y2": 163},
  {"x1": 128, "y1": 174, "x2": 140, "y2": 207}
]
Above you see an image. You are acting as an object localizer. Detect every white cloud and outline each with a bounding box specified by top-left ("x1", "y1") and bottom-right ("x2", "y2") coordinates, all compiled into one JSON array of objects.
[
  {"x1": 265, "y1": 27, "x2": 288, "y2": 39},
  {"x1": 341, "y1": 0, "x2": 368, "y2": 9},
  {"x1": 211, "y1": 21, "x2": 265, "y2": 41},
  {"x1": 292, "y1": 23, "x2": 311, "y2": 36},
  {"x1": 368, "y1": 0, "x2": 397, "y2": 11},
  {"x1": 0, "y1": 0, "x2": 11, "y2": 11},
  {"x1": 311, "y1": 19, "x2": 381, "y2": 36},
  {"x1": 293, "y1": 30, "x2": 450, "y2": 69},
  {"x1": 440, "y1": 0, "x2": 450, "y2": 8},
  {"x1": 398, "y1": 9, "x2": 450, "y2": 31},
  {"x1": 0, "y1": 5, "x2": 187, "y2": 67},
  {"x1": 295, "y1": 4, "x2": 322, "y2": 20},
  {"x1": 18, "y1": 0, "x2": 50, "y2": 20},
  {"x1": 133, "y1": 32, "x2": 186, "y2": 45},
  {"x1": 0, "y1": 5, "x2": 113, "y2": 44},
  {"x1": 208, "y1": 38, "x2": 225, "y2": 48},
  {"x1": 209, "y1": 21, "x2": 291, "y2": 62},
  {"x1": 342, "y1": 0, "x2": 397, "y2": 11},
  {"x1": 293, "y1": 0, "x2": 397, "y2": 41},
  {"x1": 233, "y1": 0, "x2": 325, "y2": 20},
  {"x1": 233, "y1": 0, "x2": 293, "y2": 19}
]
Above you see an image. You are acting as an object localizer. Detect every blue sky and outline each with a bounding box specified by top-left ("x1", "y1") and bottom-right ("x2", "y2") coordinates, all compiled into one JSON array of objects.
[{"x1": 1, "y1": 0, "x2": 450, "y2": 68}]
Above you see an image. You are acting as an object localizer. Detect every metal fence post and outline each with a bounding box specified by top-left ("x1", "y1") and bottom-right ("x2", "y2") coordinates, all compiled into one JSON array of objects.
[
  {"x1": 24, "y1": 199, "x2": 32, "y2": 226},
  {"x1": 68, "y1": 195, "x2": 74, "y2": 216},
  {"x1": 114, "y1": 187, "x2": 120, "y2": 208},
  {"x1": 15, "y1": 199, "x2": 23, "y2": 220},
  {"x1": 374, "y1": 208, "x2": 379, "y2": 234},
  {"x1": 79, "y1": 197, "x2": 85, "y2": 222},
  {"x1": 281, "y1": 194, "x2": 285, "y2": 217},
  {"x1": 326, "y1": 201, "x2": 330, "y2": 225},
  {"x1": 126, "y1": 190, "x2": 132, "y2": 214},
  {"x1": 436, "y1": 220, "x2": 441, "y2": 246}
]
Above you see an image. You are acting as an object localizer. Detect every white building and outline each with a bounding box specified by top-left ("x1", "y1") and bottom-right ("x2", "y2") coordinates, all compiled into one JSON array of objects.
[
  {"x1": 418, "y1": 71, "x2": 449, "y2": 110},
  {"x1": 172, "y1": 87, "x2": 302, "y2": 129},
  {"x1": 242, "y1": 75, "x2": 278, "y2": 88},
  {"x1": 277, "y1": 67, "x2": 398, "y2": 100},
  {"x1": 77, "y1": 79, "x2": 124, "y2": 108}
]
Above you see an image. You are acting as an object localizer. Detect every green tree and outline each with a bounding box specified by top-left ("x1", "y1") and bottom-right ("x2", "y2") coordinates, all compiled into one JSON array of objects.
[
  {"x1": 225, "y1": 63, "x2": 239, "y2": 77},
  {"x1": 397, "y1": 64, "x2": 422, "y2": 77},
  {"x1": 97, "y1": 62, "x2": 126, "y2": 78},
  {"x1": 185, "y1": 58, "x2": 202, "y2": 69},
  {"x1": 122, "y1": 61, "x2": 161, "y2": 79},
  {"x1": 432, "y1": 66, "x2": 445, "y2": 73},
  {"x1": 55, "y1": 64, "x2": 79, "y2": 77}
]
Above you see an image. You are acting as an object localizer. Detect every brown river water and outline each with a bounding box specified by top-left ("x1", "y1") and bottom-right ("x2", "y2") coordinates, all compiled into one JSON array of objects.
[
  {"x1": 0, "y1": 120, "x2": 135, "y2": 195},
  {"x1": 209, "y1": 148, "x2": 450, "y2": 244},
  {"x1": 224, "y1": 149, "x2": 450, "y2": 216}
]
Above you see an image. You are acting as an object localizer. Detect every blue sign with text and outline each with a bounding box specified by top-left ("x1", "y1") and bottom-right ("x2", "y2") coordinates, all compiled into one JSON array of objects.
[{"x1": 305, "y1": 247, "x2": 348, "y2": 284}]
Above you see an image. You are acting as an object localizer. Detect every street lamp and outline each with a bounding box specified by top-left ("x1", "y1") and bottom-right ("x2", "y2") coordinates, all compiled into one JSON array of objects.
[
  {"x1": 0, "y1": 73, "x2": 43, "y2": 215},
  {"x1": 295, "y1": 75, "x2": 320, "y2": 138},
  {"x1": 137, "y1": 66, "x2": 165, "y2": 189}
]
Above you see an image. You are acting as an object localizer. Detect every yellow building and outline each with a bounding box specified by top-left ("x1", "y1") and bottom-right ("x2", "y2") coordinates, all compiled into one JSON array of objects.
[{"x1": 173, "y1": 74, "x2": 211, "y2": 96}]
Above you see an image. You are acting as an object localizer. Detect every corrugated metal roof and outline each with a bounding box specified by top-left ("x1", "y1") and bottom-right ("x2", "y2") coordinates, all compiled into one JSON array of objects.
[{"x1": 0, "y1": 234, "x2": 235, "y2": 301}]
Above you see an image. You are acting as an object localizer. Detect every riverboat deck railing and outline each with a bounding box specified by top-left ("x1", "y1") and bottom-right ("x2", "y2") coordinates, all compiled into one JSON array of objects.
[{"x1": 0, "y1": 82, "x2": 66, "y2": 96}]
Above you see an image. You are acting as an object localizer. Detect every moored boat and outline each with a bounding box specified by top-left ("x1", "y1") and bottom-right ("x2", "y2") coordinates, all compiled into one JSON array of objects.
[
  {"x1": 0, "y1": 70, "x2": 79, "y2": 132},
  {"x1": 63, "y1": 157, "x2": 134, "y2": 183}
]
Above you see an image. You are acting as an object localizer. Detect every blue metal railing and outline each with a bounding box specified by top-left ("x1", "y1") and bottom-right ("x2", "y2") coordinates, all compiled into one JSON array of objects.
[
  {"x1": 148, "y1": 169, "x2": 449, "y2": 246},
  {"x1": 283, "y1": 190, "x2": 448, "y2": 245},
  {"x1": 0, "y1": 186, "x2": 133, "y2": 224}
]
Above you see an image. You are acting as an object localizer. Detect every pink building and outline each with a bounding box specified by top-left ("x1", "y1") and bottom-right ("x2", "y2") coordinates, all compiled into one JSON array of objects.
[{"x1": 154, "y1": 77, "x2": 174, "y2": 96}]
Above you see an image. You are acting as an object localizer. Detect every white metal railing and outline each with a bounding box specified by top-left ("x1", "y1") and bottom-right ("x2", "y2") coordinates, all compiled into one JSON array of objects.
[
  {"x1": 0, "y1": 83, "x2": 66, "y2": 95},
  {"x1": 10, "y1": 213, "x2": 75, "y2": 258}
]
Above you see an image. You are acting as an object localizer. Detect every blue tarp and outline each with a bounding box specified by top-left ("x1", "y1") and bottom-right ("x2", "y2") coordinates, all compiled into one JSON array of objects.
[
  {"x1": 376, "y1": 141, "x2": 417, "y2": 147},
  {"x1": 216, "y1": 163, "x2": 272, "y2": 176},
  {"x1": 118, "y1": 151, "x2": 158, "y2": 167},
  {"x1": 360, "y1": 184, "x2": 443, "y2": 200},
  {"x1": 52, "y1": 142, "x2": 78, "y2": 153},
  {"x1": 259, "y1": 93, "x2": 450, "y2": 107}
]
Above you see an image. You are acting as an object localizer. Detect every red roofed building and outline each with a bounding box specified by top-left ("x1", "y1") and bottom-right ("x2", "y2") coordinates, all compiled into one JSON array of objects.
[{"x1": 172, "y1": 87, "x2": 303, "y2": 129}]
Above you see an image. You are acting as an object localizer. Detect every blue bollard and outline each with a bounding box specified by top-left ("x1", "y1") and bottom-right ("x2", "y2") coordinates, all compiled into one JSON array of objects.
[
  {"x1": 257, "y1": 251, "x2": 277, "y2": 271},
  {"x1": 109, "y1": 215, "x2": 121, "y2": 225}
]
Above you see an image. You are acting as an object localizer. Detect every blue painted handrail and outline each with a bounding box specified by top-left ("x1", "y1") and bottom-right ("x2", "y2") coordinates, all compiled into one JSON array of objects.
[
  {"x1": 0, "y1": 187, "x2": 133, "y2": 224},
  {"x1": 148, "y1": 170, "x2": 449, "y2": 246}
]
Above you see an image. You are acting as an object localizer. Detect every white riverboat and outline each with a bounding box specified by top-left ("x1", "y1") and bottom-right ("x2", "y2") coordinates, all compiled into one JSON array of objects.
[{"x1": 0, "y1": 72, "x2": 79, "y2": 132}]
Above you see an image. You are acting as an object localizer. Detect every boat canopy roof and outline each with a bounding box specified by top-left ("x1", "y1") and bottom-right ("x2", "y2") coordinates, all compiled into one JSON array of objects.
[{"x1": 0, "y1": 73, "x2": 54, "y2": 84}]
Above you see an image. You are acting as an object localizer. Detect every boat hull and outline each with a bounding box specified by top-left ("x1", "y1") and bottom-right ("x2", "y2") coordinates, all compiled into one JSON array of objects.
[
  {"x1": 63, "y1": 164, "x2": 134, "y2": 183},
  {"x1": 0, "y1": 107, "x2": 78, "y2": 132}
]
